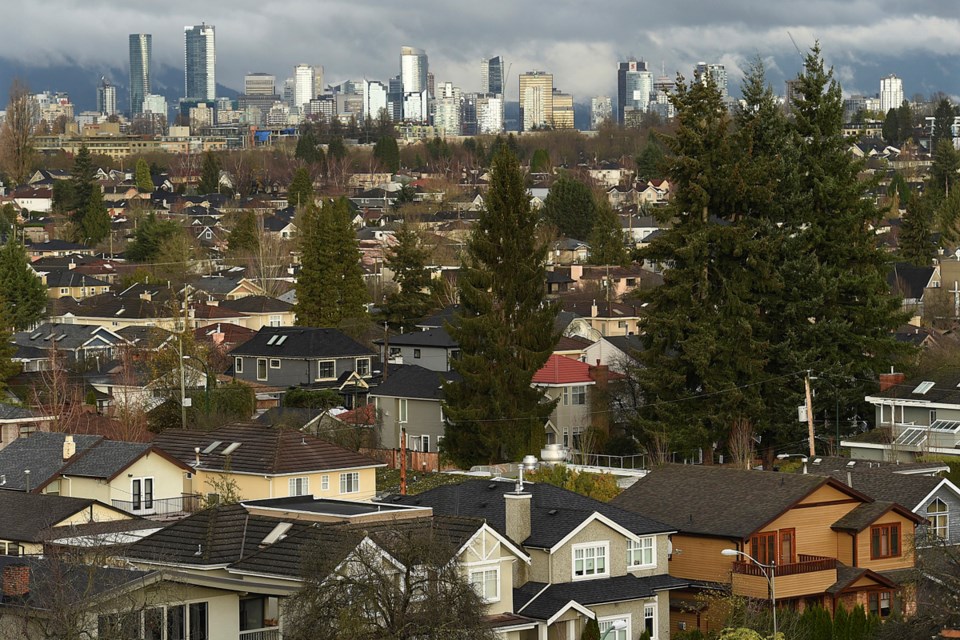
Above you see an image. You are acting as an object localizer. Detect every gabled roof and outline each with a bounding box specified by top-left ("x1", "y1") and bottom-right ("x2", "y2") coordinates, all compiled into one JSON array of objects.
[
  {"x1": 375, "y1": 327, "x2": 458, "y2": 348},
  {"x1": 828, "y1": 472, "x2": 957, "y2": 512},
  {"x1": 830, "y1": 500, "x2": 925, "y2": 532},
  {"x1": 611, "y1": 465, "x2": 871, "y2": 539},
  {"x1": 515, "y1": 574, "x2": 688, "y2": 621},
  {"x1": 12, "y1": 323, "x2": 124, "y2": 352},
  {"x1": 40, "y1": 269, "x2": 111, "y2": 289},
  {"x1": 532, "y1": 355, "x2": 596, "y2": 385},
  {"x1": 153, "y1": 422, "x2": 381, "y2": 475},
  {"x1": 888, "y1": 263, "x2": 936, "y2": 300},
  {"x1": 0, "y1": 492, "x2": 130, "y2": 543},
  {"x1": 866, "y1": 369, "x2": 960, "y2": 406},
  {"x1": 370, "y1": 365, "x2": 458, "y2": 401},
  {"x1": 382, "y1": 479, "x2": 673, "y2": 548},
  {"x1": 0, "y1": 555, "x2": 154, "y2": 610},
  {"x1": 228, "y1": 326, "x2": 375, "y2": 359},
  {"x1": 219, "y1": 296, "x2": 293, "y2": 314}
]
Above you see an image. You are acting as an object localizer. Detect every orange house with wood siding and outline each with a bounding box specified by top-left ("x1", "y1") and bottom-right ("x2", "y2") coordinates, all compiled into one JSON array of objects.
[{"x1": 611, "y1": 465, "x2": 923, "y2": 635}]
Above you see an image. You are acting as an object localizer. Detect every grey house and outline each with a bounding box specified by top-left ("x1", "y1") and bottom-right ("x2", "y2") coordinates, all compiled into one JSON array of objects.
[
  {"x1": 228, "y1": 327, "x2": 377, "y2": 406},
  {"x1": 375, "y1": 327, "x2": 460, "y2": 373},
  {"x1": 12, "y1": 323, "x2": 126, "y2": 371},
  {"x1": 371, "y1": 364, "x2": 457, "y2": 453}
]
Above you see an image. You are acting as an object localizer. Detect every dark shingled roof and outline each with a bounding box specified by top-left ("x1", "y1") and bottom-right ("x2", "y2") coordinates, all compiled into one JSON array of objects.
[
  {"x1": 59, "y1": 439, "x2": 152, "y2": 479},
  {"x1": 868, "y1": 369, "x2": 960, "y2": 406},
  {"x1": 0, "y1": 433, "x2": 102, "y2": 490},
  {"x1": 153, "y1": 422, "x2": 381, "y2": 475},
  {"x1": 825, "y1": 471, "x2": 946, "y2": 511},
  {"x1": 375, "y1": 327, "x2": 458, "y2": 348},
  {"x1": 370, "y1": 365, "x2": 458, "y2": 401},
  {"x1": 0, "y1": 555, "x2": 153, "y2": 609},
  {"x1": 0, "y1": 403, "x2": 41, "y2": 421},
  {"x1": 801, "y1": 456, "x2": 948, "y2": 476},
  {"x1": 830, "y1": 500, "x2": 923, "y2": 532},
  {"x1": 0, "y1": 492, "x2": 119, "y2": 542},
  {"x1": 228, "y1": 326, "x2": 375, "y2": 359},
  {"x1": 611, "y1": 465, "x2": 857, "y2": 539},
  {"x1": 382, "y1": 479, "x2": 673, "y2": 548},
  {"x1": 515, "y1": 574, "x2": 689, "y2": 619},
  {"x1": 219, "y1": 296, "x2": 293, "y2": 314}
]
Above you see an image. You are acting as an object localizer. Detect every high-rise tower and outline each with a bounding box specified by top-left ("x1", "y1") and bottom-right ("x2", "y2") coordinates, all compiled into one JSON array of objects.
[
  {"x1": 481, "y1": 56, "x2": 505, "y2": 95},
  {"x1": 97, "y1": 78, "x2": 118, "y2": 117},
  {"x1": 617, "y1": 59, "x2": 653, "y2": 124},
  {"x1": 128, "y1": 33, "x2": 151, "y2": 115},
  {"x1": 400, "y1": 46, "x2": 428, "y2": 122},
  {"x1": 184, "y1": 23, "x2": 216, "y2": 100},
  {"x1": 518, "y1": 71, "x2": 553, "y2": 131}
]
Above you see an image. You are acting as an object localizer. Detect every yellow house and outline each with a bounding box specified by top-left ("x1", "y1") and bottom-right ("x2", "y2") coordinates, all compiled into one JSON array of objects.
[{"x1": 152, "y1": 422, "x2": 384, "y2": 502}]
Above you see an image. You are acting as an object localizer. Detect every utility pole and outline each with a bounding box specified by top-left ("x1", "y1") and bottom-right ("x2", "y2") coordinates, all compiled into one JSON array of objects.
[{"x1": 805, "y1": 371, "x2": 816, "y2": 457}]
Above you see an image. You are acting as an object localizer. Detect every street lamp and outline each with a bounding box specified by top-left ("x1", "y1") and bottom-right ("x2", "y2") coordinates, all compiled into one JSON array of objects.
[
  {"x1": 599, "y1": 619, "x2": 627, "y2": 639},
  {"x1": 721, "y1": 548, "x2": 777, "y2": 639}
]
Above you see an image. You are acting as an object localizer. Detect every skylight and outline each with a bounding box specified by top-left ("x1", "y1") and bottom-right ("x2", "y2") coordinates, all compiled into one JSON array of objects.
[
  {"x1": 221, "y1": 442, "x2": 242, "y2": 455},
  {"x1": 894, "y1": 427, "x2": 928, "y2": 448},
  {"x1": 930, "y1": 420, "x2": 960, "y2": 434},
  {"x1": 276, "y1": 336, "x2": 288, "y2": 346},
  {"x1": 201, "y1": 440, "x2": 223, "y2": 454},
  {"x1": 912, "y1": 381, "x2": 935, "y2": 395},
  {"x1": 266, "y1": 335, "x2": 278, "y2": 345},
  {"x1": 261, "y1": 522, "x2": 293, "y2": 546},
  {"x1": 29, "y1": 332, "x2": 41, "y2": 340}
]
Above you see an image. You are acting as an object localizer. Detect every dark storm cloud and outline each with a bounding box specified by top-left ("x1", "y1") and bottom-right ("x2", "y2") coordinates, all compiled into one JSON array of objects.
[{"x1": 4, "y1": 0, "x2": 958, "y2": 98}]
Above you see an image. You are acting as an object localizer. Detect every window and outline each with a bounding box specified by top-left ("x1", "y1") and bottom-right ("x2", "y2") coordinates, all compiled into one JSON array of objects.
[
  {"x1": 868, "y1": 591, "x2": 893, "y2": 618},
  {"x1": 628, "y1": 537, "x2": 655, "y2": 568},
  {"x1": 871, "y1": 523, "x2": 901, "y2": 559},
  {"x1": 409, "y1": 434, "x2": 429, "y2": 452},
  {"x1": 269, "y1": 315, "x2": 282, "y2": 327},
  {"x1": 288, "y1": 477, "x2": 309, "y2": 496},
  {"x1": 645, "y1": 604, "x2": 657, "y2": 639},
  {"x1": 563, "y1": 385, "x2": 587, "y2": 405},
  {"x1": 340, "y1": 471, "x2": 360, "y2": 494},
  {"x1": 572, "y1": 542, "x2": 608, "y2": 579},
  {"x1": 750, "y1": 531, "x2": 777, "y2": 565},
  {"x1": 450, "y1": 349, "x2": 461, "y2": 361},
  {"x1": 167, "y1": 605, "x2": 185, "y2": 640},
  {"x1": 131, "y1": 477, "x2": 154, "y2": 511},
  {"x1": 398, "y1": 398, "x2": 408, "y2": 424},
  {"x1": 356, "y1": 358, "x2": 371, "y2": 376},
  {"x1": 189, "y1": 602, "x2": 208, "y2": 640},
  {"x1": 317, "y1": 360, "x2": 335, "y2": 380},
  {"x1": 60, "y1": 288, "x2": 69, "y2": 295},
  {"x1": 269, "y1": 358, "x2": 281, "y2": 369},
  {"x1": 779, "y1": 528, "x2": 795, "y2": 565},
  {"x1": 599, "y1": 616, "x2": 630, "y2": 640},
  {"x1": 928, "y1": 499, "x2": 949, "y2": 540},
  {"x1": 257, "y1": 358, "x2": 268, "y2": 381},
  {"x1": 930, "y1": 410, "x2": 938, "y2": 424},
  {"x1": 413, "y1": 348, "x2": 421, "y2": 359},
  {"x1": 144, "y1": 608, "x2": 163, "y2": 640},
  {"x1": 321, "y1": 475, "x2": 329, "y2": 491},
  {"x1": 469, "y1": 567, "x2": 500, "y2": 602}
]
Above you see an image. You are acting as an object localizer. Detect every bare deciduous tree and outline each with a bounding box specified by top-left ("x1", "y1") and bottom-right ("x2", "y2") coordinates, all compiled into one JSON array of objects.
[{"x1": 0, "y1": 79, "x2": 37, "y2": 186}]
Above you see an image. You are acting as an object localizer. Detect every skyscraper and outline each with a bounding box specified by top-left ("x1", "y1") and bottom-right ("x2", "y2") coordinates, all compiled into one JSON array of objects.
[
  {"x1": 695, "y1": 62, "x2": 728, "y2": 100},
  {"x1": 244, "y1": 73, "x2": 276, "y2": 96},
  {"x1": 400, "y1": 46, "x2": 428, "y2": 122},
  {"x1": 519, "y1": 71, "x2": 553, "y2": 131},
  {"x1": 879, "y1": 74, "x2": 903, "y2": 113},
  {"x1": 128, "y1": 33, "x2": 151, "y2": 115},
  {"x1": 363, "y1": 80, "x2": 389, "y2": 121},
  {"x1": 97, "y1": 78, "x2": 117, "y2": 117},
  {"x1": 591, "y1": 96, "x2": 612, "y2": 130},
  {"x1": 184, "y1": 23, "x2": 216, "y2": 100},
  {"x1": 294, "y1": 64, "x2": 315, "y2": 110},
  {"x1": 617, "y1": 59, "x2": 652, "y2": 124},
  {"x1": 481, "y1": 56, "x2": 505, "y2": 95}
]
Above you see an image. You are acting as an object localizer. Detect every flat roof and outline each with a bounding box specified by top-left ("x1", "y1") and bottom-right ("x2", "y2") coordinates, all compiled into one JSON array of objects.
[{"x1": 240, "y1": 496, "x2": 431, "y2": 518}]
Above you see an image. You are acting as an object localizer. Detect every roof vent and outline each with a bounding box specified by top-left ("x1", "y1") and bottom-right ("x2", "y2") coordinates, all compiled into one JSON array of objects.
[{"x1": 846, "y1": 460, "x2": 856, "y2": 467}]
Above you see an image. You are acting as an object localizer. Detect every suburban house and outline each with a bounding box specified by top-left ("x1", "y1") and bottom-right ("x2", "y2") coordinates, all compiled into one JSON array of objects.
[
  {"x1": 371, "y1": 364, "x2": 458, "y2": 454},
  {"x1": 26, "y1": 239, "x2": 94, "y2": 260},
  {"x1": 190, "y1": 272, "x2": 266, "y2": 301},
  {"x1": 383, "y1": 477, "x2": 686, "y2": 640},
  {"x1": 533, "y1": 355, "x2": 615, "y2": 450},
  {"x1": 0, "y1": 404, "x2": 54, "y2": 451},
  {"x1": 218, "y1": 296, "x2": 296, "y2": 330},
  {"x1": 560, "y1": 299, "x2": 642, "y2": 340},
  {"x1": 35, "y1": 267, "x2": 112, "y2": 300},
  {"x1": 375, "y1": 327, "x2": 460, "y2": 372},
  {"x1": 152, "y1": 422, "x2": 384, "y2": 502},
  {"x1": 119, "y1": 495, "x2": 533, "y2": 640},
  {"x1": 228, "y1": 327, "x2": 377, "y2": 408},
  {"x1": 611, "y1": 465, "x2": 925, "y2": 634},
  {"x1": 0, "y1": 432, "x2": 196, "y2": 519},
  {"x1": 11, "y1": 322, "x2": 127, "y2": 370},
  {"x1": 582, "y1": 335, "x2": 643, "y2": 374},
  {"x1": 84, "y1": 359, "x2": 207, "y2": 415},
  {"x1": 846, "y1": 370, "x2": 960, "y2": 462}
]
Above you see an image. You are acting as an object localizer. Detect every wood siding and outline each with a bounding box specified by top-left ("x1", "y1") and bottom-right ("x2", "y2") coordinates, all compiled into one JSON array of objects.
[{"x1": 669, "y1": 535, "x2": 733, "y2": 582}]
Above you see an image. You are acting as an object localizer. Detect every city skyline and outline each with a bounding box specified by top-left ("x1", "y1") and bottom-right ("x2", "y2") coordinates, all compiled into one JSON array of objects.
[{"x1": 0, "y1": 0, "x2": 956, "y2": 105}]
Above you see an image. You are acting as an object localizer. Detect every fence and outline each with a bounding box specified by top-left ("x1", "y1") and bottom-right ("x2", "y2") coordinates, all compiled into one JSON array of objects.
[{"x1": 360, "y1": 448, "x2": 442, "y2": 473}]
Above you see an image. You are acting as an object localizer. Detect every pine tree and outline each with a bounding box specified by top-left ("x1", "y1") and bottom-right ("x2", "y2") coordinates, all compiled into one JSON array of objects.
[
  {"x1": 542, "y1": 174, "x2": 597, "y2": 240},
  {"x1": 373, "y1": 135, "x2": 400, "y2": 173},
  {"x1": 197, "y1": 151, "x2": 221, "y2": 195},
  {"x1": 227, "y1": 210, "x2": 260, "y2": 256},
  {"x1": 287, "y1": 167, "x2": 314, "y2": 209},
  {"x1": 529, "y1": 148, "x2": 550, "y2": 173},
  {"x1": 899, "y1": 195, "x2": 936, "y2": 266},
  {"x1": 69, "y1": 144, "x2": 96, "y2": 216},
  {"x1": 79, "y1": 184, "x2": 111, "y2": 245},
  {"x1": 443, "y1": 148, "x2": 558, "y2": 467},
  {"x1": 897, "y1": 100, "x2": 914, "y2": 144},
  {"x1": 0, "y1": 233, "x2": 46, "y2": 330},
  {"x1": 126, "y1": 212, "x2": 181, "y2": 262},
  {"x1": 294, "y1": 198, "x2": 367, "y2": 328},
  {"x1": 587, "y1": 199, "x2": 628, "y2": 266},
  {"x1": 295, "y1": 125, "x2": 325, "y2": 166},
  {"x1": 135, "y1": 157, "x2": 154, "y2": 193},
  {"x1": 381, "y1": 222, "x2": 432, "y2": 329},
  {"x1": 932, "y1": 98, "x2": 957, "y2": 147},
  {"x1": 881, "y1": 109, "x2": 900, "y2": 145}
]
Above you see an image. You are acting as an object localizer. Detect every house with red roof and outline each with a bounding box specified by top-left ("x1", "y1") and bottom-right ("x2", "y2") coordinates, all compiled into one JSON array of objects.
[{"x1": 533, "y1": 354, "x2": 617, "y2": 450}]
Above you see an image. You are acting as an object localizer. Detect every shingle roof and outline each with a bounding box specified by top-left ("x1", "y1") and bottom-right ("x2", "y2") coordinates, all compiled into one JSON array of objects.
[
  {"x1": 0, "y1": 492, "x2": 109, "y2": 542},
  {"x1": 611, "y1": 465, "x2": 849, "y2": 539},
  {"x1": 515, "y1": 574, "x2": 689, "y2": 619},
  {"x1": 0, "y1": 555, "x2": 153, "y2": 609},
  {"x1": 153, "y1": 422, "x2": 381, "y2": 475},
  {"x1": 370, "y1": 365, "x2": 457, "y2": 401},
  {"x1": 375, "y1": 327, "x2": 458, "y2": 348},
  {"x1": 887, "y1": 263, "x2": 935, "y2": 300},
  {"x1": 0, "y1": 433, "x2": 102, "y2": 491},
  {"x1": 219, "y1": 296, "x2": 293, "y2": 314},
  {"x1": 59, "y1": 439, "x2": 152, "y2": 479},
  {"x1": 829, "y1": 500, "x2": 922, "y2": 532},
  {"x1": 228, "y1": 327, "x2": 375, "y2": 359},
  {"x1": 41, "y1": 269, "x2": 111, "y2": 289},
  {"x1": 867, "y1": 369, "x2": 960, "y2": 406},
  {"x1": 382, "y1": 479, "x2": 673, "y2": 548},
  {"x1": 532, "y1": 355, "x2": 596, "y2": 385},
  {"x1": 826, "y1": 472, "x2": 945, "y2": 511},
  {"x1": 12, "y1": 323, "x2": 122, "y2": 352},
  {"x1": 0, "y1": 403, "x2": 41, "y2": 421}
]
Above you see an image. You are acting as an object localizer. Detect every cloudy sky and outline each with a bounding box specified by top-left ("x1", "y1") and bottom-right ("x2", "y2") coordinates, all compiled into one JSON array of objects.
[{"x1": 4, "y1": 0, "x2": 959, "y2": 101}]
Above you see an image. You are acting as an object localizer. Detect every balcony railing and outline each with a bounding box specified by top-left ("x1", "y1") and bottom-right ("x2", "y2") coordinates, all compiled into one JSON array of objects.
[
  {"x1": 239, "y1": 628, "x2": 280, "y2": 640},
  {"x1": 732, "y1": 554, "x2": 837, "y2": 578},
  {"x1": 112, "y1": 494, "x2": 201, "y2": 519}
]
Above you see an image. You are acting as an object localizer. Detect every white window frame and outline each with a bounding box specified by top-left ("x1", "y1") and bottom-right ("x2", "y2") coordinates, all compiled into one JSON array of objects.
[
  {"x1": 59, "y1": 288, "x2": 69, "y2": 295},
  {"x1": 928, "y1": 498, "x2": 949, "y2": 540},
  {"x1": 340, "y1": 471, "x2": 360, "y2": 494},
  {"x1": 269, "y1": 358, "x2": 281, "y2": 369},
  {"x1": 269, "y1": 314, "x2": 282, "y2": 327},
  {"x1": 408, "y1": 434, "x2": 429, "y2": 452},
  {"x1": 256, "y1": 358, "x2": 268, "y2": 381},
  {"x1": 468, "y1": 565, "x2": 500, "y2": 603},
  {"x1": 572, "y1": 542, "x2": 609, "y2": 580},
  {"x1": 398, "y1": 398, "x2": 408, "y2": 424},
  {"x1": 316, "y1": 360, "x2": 336, "y2": 381},
  {"x1": 562, "y1": 385, "x2": 587, "y2": 406},
  {"x1": 628, "y1": 537, "x2": 656, "y2": 569},
  {"x1": 131, "y1": 476, "x2": 155, "y2": 512},
  {"x1": 355, "y1": 357, "x2": 371, "y2": 376},
  {"x1": 234, "y1": 357, "x2": 243, "y2": 373},
  {"x1": 599, "y1": 614, "x2": 631, "y2": 640},
  {"x1": 288, "y1": 476, "x2": 310, "y2": 497},
  {"x1": 644, "y1": 602, "x2": 657, "y2": 640},
  {"x1": 321, "y1": 475, "x2": 330, "y2": 491}
]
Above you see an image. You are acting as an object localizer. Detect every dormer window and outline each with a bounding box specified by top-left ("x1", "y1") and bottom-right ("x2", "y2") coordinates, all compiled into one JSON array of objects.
[{"x1": 628, "y1": 537, "x2": 655, "y2": 569}]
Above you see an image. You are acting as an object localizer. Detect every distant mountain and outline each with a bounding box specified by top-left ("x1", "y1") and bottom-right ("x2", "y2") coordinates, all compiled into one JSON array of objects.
[{"x1": 0, "y1": 58, "x2": 238, "y2": 113}]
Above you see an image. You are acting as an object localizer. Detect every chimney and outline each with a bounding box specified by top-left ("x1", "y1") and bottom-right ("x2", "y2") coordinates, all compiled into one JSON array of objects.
[
  {"x1": 62, "y1": 435, "x2": 76, "y2": 460},
  {"x1": 879, "y1": 371, "x2": 905, "y2": 393},
  {"x1": 2, "y1": 564, "x2": 30, "y2": 598},
  {"x1": 847, "y1": 471, "x2": 853, "y2": 488},
  {"x1": 504, "y1": 491, "x2": 532, "y2": 546}
]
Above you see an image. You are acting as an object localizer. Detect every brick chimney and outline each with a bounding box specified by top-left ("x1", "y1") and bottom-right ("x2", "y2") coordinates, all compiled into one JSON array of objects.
[
  {"x1": 62, "y1": 435, "x2": 76, "y2": 460},
  {"x1": 2, "y1": 564, "x2": 30, "y2": 598},
  {"x1": 879, "y1": 372, "x2": 905, "y2": 393},
  {"x1": 504, "y1": 491, "x2": 532, "y2": 546}
]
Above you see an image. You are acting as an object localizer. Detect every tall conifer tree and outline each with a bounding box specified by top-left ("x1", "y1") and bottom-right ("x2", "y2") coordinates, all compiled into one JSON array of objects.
[
  {"x1": 381, "y1": 222, "x2": 432, "y2": 329},
  {"x1": 0, "y1": 234, "x2": 45, "y2": 330}
]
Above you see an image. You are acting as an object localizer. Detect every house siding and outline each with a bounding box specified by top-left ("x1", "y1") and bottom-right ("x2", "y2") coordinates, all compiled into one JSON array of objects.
[
  {"x1": 669, "y1": 534, "x2": 733, "y2": 583},
  {"x1": 916, "y1": 488, "x2": 960, "y2": 546},
  {"x1": 234, "y1": 355, "x2": 367, "y2": 387},
  {"x1": 193, "y1": 467, "x2": 377, "y2": 502},
  {"x1": 391, "y1": 345, "x2": 451, "y2": 372},
  {"x1": 856, "y1": 512, "x2": 916, "y2": 572},
  {"x1": 374, "y1": 396, "x2": 444, "y2": 453}
]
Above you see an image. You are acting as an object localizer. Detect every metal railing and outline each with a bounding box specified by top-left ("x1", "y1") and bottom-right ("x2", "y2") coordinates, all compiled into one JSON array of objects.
[
  {"x1": 239, "y1": 628, "x2": 281, "y2": 640},
  {"x1": 732, "y1": 554, "x2": 836, "y2": 578},
  {"x1": 111, "y1": 494, "x2": 201, "y2": 519},
  {"x1": 567, "y1": 452, "x2": 647, "y2": 470}
]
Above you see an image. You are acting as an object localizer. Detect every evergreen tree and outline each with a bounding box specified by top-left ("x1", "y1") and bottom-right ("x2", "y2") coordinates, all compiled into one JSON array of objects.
[
  {"x1": 294, "y1": 198, "x2": 366, "y2": 328},
  {"x1": 227, "y1": 210, "x2": 260, "y2": 256},
  {"x1": 587, "y1": 199, "x2": 628, "y2": 266},
  {"x1": 635, "y1": 138, "x2": 665, "y2": 179},
  {"x1": 69, "y1": 144, "x2": 96, "y2": 215},
  {"x1": 529, "y1": 148, "x2": 550, "y2": 173},
  {"x1": 381, "y1": 222, "x2": 432, "y2": 329},
  {"x1": 287, "y1": 167, "x2": 314, "y2": 209},
  {"x1": 580, "y1": 617, "x2": 600, "y2": 640},
  {"x1": 443, "y1": 148, "x2": 558, "y2": 467},
  {"x1": 932, "y1": 98, "x2": 956, "y2": 147},
  {"x1": 373, "y1": 135, "x2": 400, "y2": 173},
  {"x1": 897, "y1": 100, "x2": 914, "y2": 144},
  {"x1": 542, "y1": 174, "x2": 597, "y2": 240},
  {"x1": 899, "y1": 194, "x2": 936, "y2": 266},
  {"x1": 327, "y1": 137, "x2": 347, "y2": 163},
  {"x1": 79, "y1": 184, "x2": 111, "y2": 245},
  {"x1": 881, "y1": 109, "x2": 900, "y2": 145},
  {"x1": 0, "y1": 234, "x2": 46, "y2": 330},
  {"x1": 197, "y1": 151, "x2": 221, "y2": 195},
  {"x1": 929, "y1": 140, "x2": 960, "y2": 204},
  {"x1": 295, "y1": 125, "x2": 325, "y2": 166},
  {"x1": 135, "y1": 157, "x2": 154, "y2": 193},
  {"x1": 126, "y1": 212, "x2": 181, "y2": 262}
]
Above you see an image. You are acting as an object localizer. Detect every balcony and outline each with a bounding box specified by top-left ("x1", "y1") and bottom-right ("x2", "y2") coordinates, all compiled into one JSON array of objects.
[
  {"x1": 239, "y1": 629, "x2": 280, "y2": 640},
  {"x1": 731, "y1": 555, "x2": 838, "y2": 600},
  {"x1": 112, "y1": 494, "x2": 201, "y2": 520}
]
